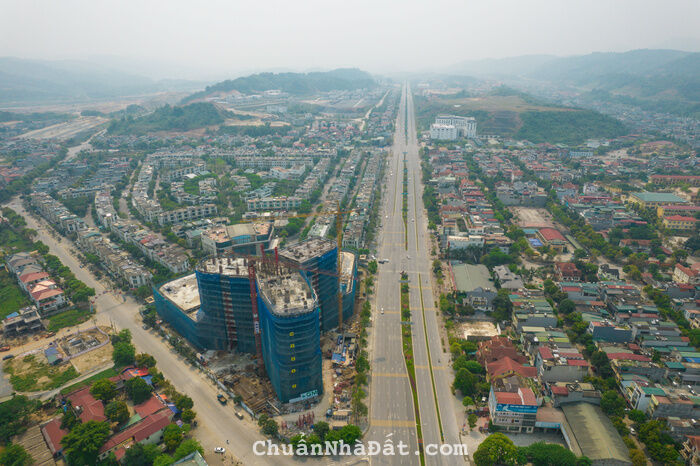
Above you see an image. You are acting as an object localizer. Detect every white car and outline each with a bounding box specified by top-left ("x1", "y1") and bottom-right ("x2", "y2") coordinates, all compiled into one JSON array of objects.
[
  {"x1": 381, "y1": 307, "x2": 384, "y2": 314},
  {"x1": 215, "y1": 447, "x2": 226, "y2": 454}
]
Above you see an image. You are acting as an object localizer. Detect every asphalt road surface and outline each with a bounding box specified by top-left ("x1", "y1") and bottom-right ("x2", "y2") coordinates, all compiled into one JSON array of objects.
[
  {"x1": 366, "y1": 84, "x2": 464, "y2": 465},
  {"x1": 3, "y1": 198, "x2": 290, "y2": 466}
]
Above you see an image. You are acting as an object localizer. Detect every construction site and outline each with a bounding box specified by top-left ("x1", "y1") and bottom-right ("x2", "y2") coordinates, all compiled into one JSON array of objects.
[{"x1": 152, "y1": 237, "x2": 361, "y2": 418}]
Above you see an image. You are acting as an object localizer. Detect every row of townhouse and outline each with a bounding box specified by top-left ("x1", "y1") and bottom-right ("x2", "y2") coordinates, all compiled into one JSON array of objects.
[
  {"x1": 131, "y1": 157, "x2": 219, "y2": 226},
  {"x1": 159, "y1": 160, "x2": 206, "y2": 182},
  {"x1": 94, "y1": 190, "x2": 119, "y2": 228},
  {"x1": 295, "y1": 158, "x2": 330, "y2": 199},
  {"x1": 30, "y1": 192, "x2": 86, "y2": 234},
  {"x1": 5, "y1": 252, "x2": 69, "y2": 316},
  {"x1": 342, "y1": 150, "x2": 383, "y2": 250},
  {"x1": 233, "y1": 156, "x2": 314, "y2": 170},
  {"x1": 171, "y1": 180, "x2": 218, "y2": 205},
  {"x1": 109, "y1": 219, "x2": 190, "y2": 274},
  {"x1": 76, "y1": 228, "x2": 152, "y2": 288},
  {"x1": 495, "y1": 180, "x2": 547, "y2": 207}
]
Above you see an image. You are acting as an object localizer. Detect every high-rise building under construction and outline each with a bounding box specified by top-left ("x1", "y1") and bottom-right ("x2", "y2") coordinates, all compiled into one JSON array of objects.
[{"x1": 152, "y1": 238, "x2": 356, "y2": 403}]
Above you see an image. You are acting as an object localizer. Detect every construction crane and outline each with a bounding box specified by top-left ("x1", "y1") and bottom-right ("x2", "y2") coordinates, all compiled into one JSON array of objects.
[{"x1": 234, "y1": 201, "x2": 354, "y2": 334}]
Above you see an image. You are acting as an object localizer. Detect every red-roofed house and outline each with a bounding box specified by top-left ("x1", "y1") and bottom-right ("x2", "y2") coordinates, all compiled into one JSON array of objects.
[
  {"x1": 98, "y1": 410, "x2": 173, "y2": 461},
  {"x1": 535, "y1": 345, "x2": 589, "y2": 382},
  {"x1": 488, "y1": 383, "x2": 538, "y2": 433},
  {"x1": 486, "y1": 357, "x2": 537, "y2": 380},
  {"x1": 554, "y1": 262, "x2": 581, "y2": 282},
  {"x1": 41, "y1": 417, "x2": 68, "y2": 458},
  {"x1": 663, "y1": 215, "x2": 698, "y2": 231},
  {"x1": 537, "y1": 228, "x2": 567, "y2": 252},
  {"x1": 477, "y1": 337, "x2": 527, "y2": 365},
  {"x1": 675, "y1": 264, "x2": 700, "y2": 285},
  {"x1": 606, "y1": 353, "x2": 651, "y2": 362},
  {"x1": 66, "y1": 386, "x2": 106, "y2": 423},
  {"x1": 133, "y1": 395, "x2": 166, "y2": 418},
  {"x1": 18, "y1": 271, "x2": 50, "y2": 291}
]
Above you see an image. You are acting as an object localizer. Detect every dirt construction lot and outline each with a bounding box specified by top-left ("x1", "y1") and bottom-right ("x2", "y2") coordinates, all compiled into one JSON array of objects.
[
  {"x1": 510, "y1": 207, "x2": 555, "y2": 228},
  {"x1": 70, "y1": 343, "x2": 113, "y2": 373}
]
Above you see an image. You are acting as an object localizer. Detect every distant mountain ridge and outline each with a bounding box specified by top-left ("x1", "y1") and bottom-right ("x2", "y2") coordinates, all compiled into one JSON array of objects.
[
  {"x1": 183, "y1": 68, "x2": 375, "y2": 103},
  {"x1": 446, "y1": 49, "x2": 700, "y2": 117},
  {"x1": 0, "y1": 57, "x2": 203, "y2": 105}
]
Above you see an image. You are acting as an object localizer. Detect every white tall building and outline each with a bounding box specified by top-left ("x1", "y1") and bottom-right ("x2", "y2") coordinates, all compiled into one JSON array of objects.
[
  {"x1": 429, "y1": 124, "x2": 458, "y2": 141},
  {"x1": 430, "y1": 115, "x2": 477, "y2": 140}
]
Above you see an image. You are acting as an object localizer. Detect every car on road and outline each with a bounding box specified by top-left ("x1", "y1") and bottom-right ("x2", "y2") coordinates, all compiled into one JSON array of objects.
[
  {"x1": 381, "y1": 308, "x2": 384, "y2": 314},
  {"x1": 215, "y1": 447, "x2": 226, "y2": 454},
  {"x1": 2, "y1": 354, "x2": 14, "y2": 361},
  {"x1": 217, "y1": 394, "x2": 227, "y2": 405},
  {"x1": 0, "y1": 346, "x2": 10, "y2": 352},
  {"x1": 235, "y1": 411, "x2": 244, "y2": 420}
]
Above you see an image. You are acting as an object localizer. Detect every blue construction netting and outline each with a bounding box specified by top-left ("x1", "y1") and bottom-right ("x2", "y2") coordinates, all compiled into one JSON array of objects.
[{"x1": 259, "y1": 293, "x2": 322, "y2": 404}]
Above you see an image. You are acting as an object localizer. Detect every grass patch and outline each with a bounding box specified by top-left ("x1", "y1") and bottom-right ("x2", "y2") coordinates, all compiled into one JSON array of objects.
[
  {"x1": 47, "y1": 308, "x2": 94, "y2": 332},
  {"x1": 60, "y1": 366, "x2": 118, "y2": 395},
  {"x1": 402, "y1": 158, "x2": 408, "y2": 250},
  {"x1": 400, "y1": 279, "x2": 425, "y2": 466},
  {"x1": 418, "y1": 275, "x2": 444, "y2": 442},
  {"x1": 0, "y1": 224, "x2": 35, "y2": 254},
  {"x1": 0, "y1": 268, "x2": 31, "y2": 319},
  {"x1": 5, "y1": 354, "x2": 80, "y2": 392}
]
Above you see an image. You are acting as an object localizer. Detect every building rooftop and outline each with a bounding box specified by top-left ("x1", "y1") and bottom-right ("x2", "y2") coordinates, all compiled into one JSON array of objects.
[
  {"x1": 279, "y1": 237, "x2": 336, "y2": 263},
  {"x1": 158, "y1": 274, "x2": 201, "y2": 314},
  {"x1": 632, "y1": 191, "x2": 687, "y2": 203},
  {"x1": 561, "y1": 402, "x2": 630, "y2": 464},
  {"x1": 257, "y1": 269, "x2": 317, "y2": 316},
  {"x1": 451, "y1": 263, "x2": 494, "y2": 293},
  {"x1": 197, "y1": 256, "x2": 250, "y2": 277}
]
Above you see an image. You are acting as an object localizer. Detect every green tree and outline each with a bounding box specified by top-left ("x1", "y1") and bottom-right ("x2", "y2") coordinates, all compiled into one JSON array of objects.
[
  {"x1": 173, "y1": 439, "x2": 204, "y2": 461},
  {"x1": 175, "y1": 395, "x2": 194, "y2": 411},
  {"x1": 367, "y1": 261, "x2": 378, "y2": 274},
  {"x1": 628, "y1": 409, "x2": 647, "y2": 425},
  {"x1": 113, "y1": 341, "x2": 136, "y2": 366},
  {"x1": 629, "y1": 449, "x2": 646, "y2": 466},
  {"x1": 125, "y1": 377, "x2": 152, "y2": 404},
  {"x1": 523, "y1": 441, "x2": 579, "y2": 465},
  {"x1": 122, "y1": 443, "x2": 161, "y2": 466},
  {"x1": 181, "y1": 409, "x2": 196, "y2": 424},
  {"x1": 90, "y1": 378, "x2": 117, "y2": 403},
  {"x1": 453, "y1": 368, "x2": 477, "y2": 397},
  {"x1": 61, "y1": 408, "x2": 80, "y2": 430},
  {"x1": 468, "y1": 413, "x2": 478, "y2": 429},
  {"x1": 135, "y1": 353, "x2": 157, "y2": 368},
  {"x1": 0, "y1": 396, "x2": 41, "y2": 443},
  {"x1": 153, "y1": 454, "x2": 174, "y2": 466},
  {"x1": 339, "y1": 424, "x2": 362, "y2": 445},
  {"x1": 600, "y1": 390, "x2": 626, "y2": 417},
  {"x1": 163, "y1": 423, "x2": 184, "y2": 451},
  {"x1": 0, "y1": 443, "x2": 32, "y2": 466},
  {"x1": 473, "y1": 433, "x2": 519, "y2": 466},
  {"x1": 462, "y1": 396, "x2": 474, "y2": 407},
  {"x1": 61, "y1": 421, "x2": 111, "y2": 465},
  {"x1": 105, "y1": 400, "x2": 130, "y2": 424},
  {"x1": 313, "y1": 421, "x2": 330, "y2": 441}
]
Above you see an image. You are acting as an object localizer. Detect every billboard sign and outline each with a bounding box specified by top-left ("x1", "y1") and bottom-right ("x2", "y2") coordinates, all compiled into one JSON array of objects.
[{"x1": 495, "y1": 403, "x2": 538, "y2": 414}]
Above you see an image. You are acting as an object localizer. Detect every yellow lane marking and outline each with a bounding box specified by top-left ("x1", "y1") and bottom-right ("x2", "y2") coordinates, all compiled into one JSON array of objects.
[{"x1": 371, "y1": 419, "x2": 416, "y2": 428}]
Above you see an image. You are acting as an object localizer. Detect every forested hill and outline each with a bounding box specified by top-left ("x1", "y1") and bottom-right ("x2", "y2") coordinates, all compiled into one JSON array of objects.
[
  {"x1": 107, "y1": 102, "x2": 230, "y2": 134},
  {"x1": 183, "y1": 68, "x2": 375, "y2": 102}
]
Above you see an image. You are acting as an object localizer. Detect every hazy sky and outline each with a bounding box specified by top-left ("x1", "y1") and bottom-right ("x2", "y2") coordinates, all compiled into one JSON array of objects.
[{"x1": 1, "y1": 0, "x2": 699, "y2": 79}]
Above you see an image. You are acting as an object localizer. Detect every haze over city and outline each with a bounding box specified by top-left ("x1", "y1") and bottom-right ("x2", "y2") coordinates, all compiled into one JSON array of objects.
[
  {"x1": 1, "y1": 0, "x2": 699, "y2": 78},
  {"x1": 0, "y1": 2, "x2": 699, "y2": 466}
]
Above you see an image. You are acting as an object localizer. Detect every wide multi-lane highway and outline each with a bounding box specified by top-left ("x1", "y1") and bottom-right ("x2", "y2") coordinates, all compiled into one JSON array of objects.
[{"x1": 367, "y1": 84, "x2": 463, "y2": 465}]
